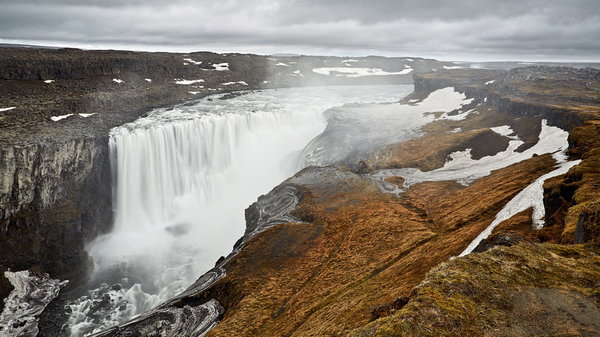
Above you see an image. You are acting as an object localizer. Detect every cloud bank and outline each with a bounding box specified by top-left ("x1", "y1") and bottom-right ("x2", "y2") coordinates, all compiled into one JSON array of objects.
[{"x1": 0, "y1": 0, "x2": 599, "y2": 61}]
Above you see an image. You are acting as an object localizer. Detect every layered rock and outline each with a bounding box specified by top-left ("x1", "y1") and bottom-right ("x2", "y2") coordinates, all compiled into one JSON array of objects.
[{"x1": 0, "y1": 137, "x2": 112, "y2": 306}]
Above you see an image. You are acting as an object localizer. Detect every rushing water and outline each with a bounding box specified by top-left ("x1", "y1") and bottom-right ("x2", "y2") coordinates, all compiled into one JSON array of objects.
[{"x1": 64, "y1": 85, "x2": 412, "y2": 336}]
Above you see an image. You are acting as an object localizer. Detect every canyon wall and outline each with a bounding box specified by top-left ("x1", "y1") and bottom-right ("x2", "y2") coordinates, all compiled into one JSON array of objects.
[{"x1": 0, "y1": 137, "x2": 112, "y2": 303}]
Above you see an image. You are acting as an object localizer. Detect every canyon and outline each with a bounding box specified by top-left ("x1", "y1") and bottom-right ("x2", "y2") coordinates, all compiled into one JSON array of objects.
[{"x1": 0, "y1": 47, "x2": 599, "y2": 337}]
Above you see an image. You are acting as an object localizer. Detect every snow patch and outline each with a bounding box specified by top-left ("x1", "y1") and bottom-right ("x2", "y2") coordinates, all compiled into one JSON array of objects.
[
  {"x1": 0, "y1": 107, "x2": 16, "y2": 112},
  {"x1": 213, "y1": 63, "x2": 230, "y2": 71},
  {"x1": 112, "y1": 79, "x2": 124, "y2": 84},
  {"x1": 460, "y1": 158, "x2": 581, "y2": 256},
  {"x1": 485, "y1": 80, "x2": 496, "y2": 85},
  {"x1": 175, "y1": 79, "x2": 205, "y2": 85},
  {"x1": 183, "y1": 58, "x2": 202, "y2": 65},
  {"x1": 276, "y1": 62, "x2": 290, "y2": 66},
  {"x1": 312, "y1": 66, "x2": 413, "y2": 77},
  {"x1": 490, "y1": 125, "x2": 517, "y2": 138},
  {"x1": 51, "y1": 114, "x2": 74, "y2": 121},
  {"x1": 144, "y1": 78, "x2": 152, "y2": 82},
  {"x1": 443, "y1": 66, "x2": 463, "y2": 69},
  {"x1": 371, "y1": 120, "x2": 570, "y2": 191},
  {"x1": 221, "y1": 81, "x2": 248, "y2": 86},
  {"x1": 44, "y1": 80, "x2": 54, "y2": 84},
  {"x1": 79, "y1": 113, "x2": 96, "y2": 118}
]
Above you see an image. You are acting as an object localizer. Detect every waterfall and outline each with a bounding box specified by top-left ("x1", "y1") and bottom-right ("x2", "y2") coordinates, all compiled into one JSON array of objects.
[{"x1": 65, "y1": 85, "x2": 412, "y2": 336}]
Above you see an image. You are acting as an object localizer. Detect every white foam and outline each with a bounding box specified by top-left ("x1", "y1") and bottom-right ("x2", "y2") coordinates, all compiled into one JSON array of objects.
[
  {"x1": 0, "y1": 270, "x2": 67, "y2": 337},
  {"x1": 51, "y1": 114, "x2": 74, "y2": 121}
]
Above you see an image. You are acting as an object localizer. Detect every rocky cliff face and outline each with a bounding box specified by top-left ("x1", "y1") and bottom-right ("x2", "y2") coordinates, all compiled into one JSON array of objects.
[{"x1": 0, "y1": 136, "x2": 112, "y2": 305}]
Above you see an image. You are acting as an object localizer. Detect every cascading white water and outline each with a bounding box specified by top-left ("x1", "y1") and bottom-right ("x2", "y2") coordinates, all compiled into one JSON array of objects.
[{"x1": 65, "y1": 85, "x2": 412, "y2": 336}]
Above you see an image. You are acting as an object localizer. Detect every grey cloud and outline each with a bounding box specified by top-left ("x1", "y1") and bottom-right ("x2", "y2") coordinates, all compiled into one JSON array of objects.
[{"x1": 0, "y1": 0, "x2": 598, "y2": 61}]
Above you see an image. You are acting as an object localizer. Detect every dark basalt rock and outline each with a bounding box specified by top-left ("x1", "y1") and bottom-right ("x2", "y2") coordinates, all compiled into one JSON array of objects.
[
  {"x1": 472, "y1": 233, "x2": 526, "y2": 253},
  {"x1": 370, "y1": 296, "x2": 409, "y2": 321},
  {"x1": 91, "y1": 300, "x2": 224, "y2": 337}
]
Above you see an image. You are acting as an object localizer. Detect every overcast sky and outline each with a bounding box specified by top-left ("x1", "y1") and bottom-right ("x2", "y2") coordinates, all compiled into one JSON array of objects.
[{"x1": 1, "y1": 0, "x2": 599, "y2": 61}]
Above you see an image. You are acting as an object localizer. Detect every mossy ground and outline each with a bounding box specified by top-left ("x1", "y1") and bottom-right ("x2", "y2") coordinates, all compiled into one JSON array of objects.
[{"x1": 352, "y1": 243, "x2": 600, "y2": 337}]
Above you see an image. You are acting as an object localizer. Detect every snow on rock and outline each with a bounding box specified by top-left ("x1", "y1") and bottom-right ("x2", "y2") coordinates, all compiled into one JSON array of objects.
[
  {"x1": 460, "y1": 158, "x2": 581, "y2": 256},
  {"x1": 262, "y1": 80, "x2": 270, "y2": 84},
  {"x1": 213, "y1": 63, "x2": 229, "y2": 71},
  {"x1": 485, "y1": 80, "x2": 496, "y2": 85},
  {"x1": 112, "y1": 79, "x2": 124, "y2": 84},
  {"x1": 312, "y1": 66, "x2": 413, "y2": 77},
  {"x1": 78, "y1": 113, "x2": 96, "y2": 118},
  {"x1": 276, "y1": 62, "x2": 290, "y2": 66},
  {"x1": 221, "y1": 81, "x2": 248, "y2": 86},
  {"x1": 371, "y1": 120, "x2": 570, "y2": 193},
  {"x1": 144, "y1": 78, "x2": 152, "y2": 82},
  {"x1": 292, "y1": 70, "x2": 304, "y2": 76},
  {"x1": 50, "y1": 114, "x2": 74, "y2": 121},
  {"x1": 43, "y1": 80, "x2": 54, "y2": 84},
  {"x1": 490, "y1": 125, "x2": 518, "y2": 138},
  {"x1": 188, "y1": 91, "x2": 201, "y2": 95},
  {"x1": 443, "y1": 65, "x2": 463, "y2": 69},
  {"x1": 183, "y1": 58, "x2": 202, "y2": 65},
  {"x1": 0, "y1": 107, "x2": 16, "y2": 112},
  {"x1": 0, "y1": 270, "x2": 67, "y2": 337},
  {"x1": 175, "y1": 79, "x2": 205, "y2": 85}
]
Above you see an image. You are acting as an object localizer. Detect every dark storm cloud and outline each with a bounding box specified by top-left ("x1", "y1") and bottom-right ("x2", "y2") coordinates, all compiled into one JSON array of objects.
[{"x1": 0, "y1": 0, "x2": 599, "y2": 60}]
